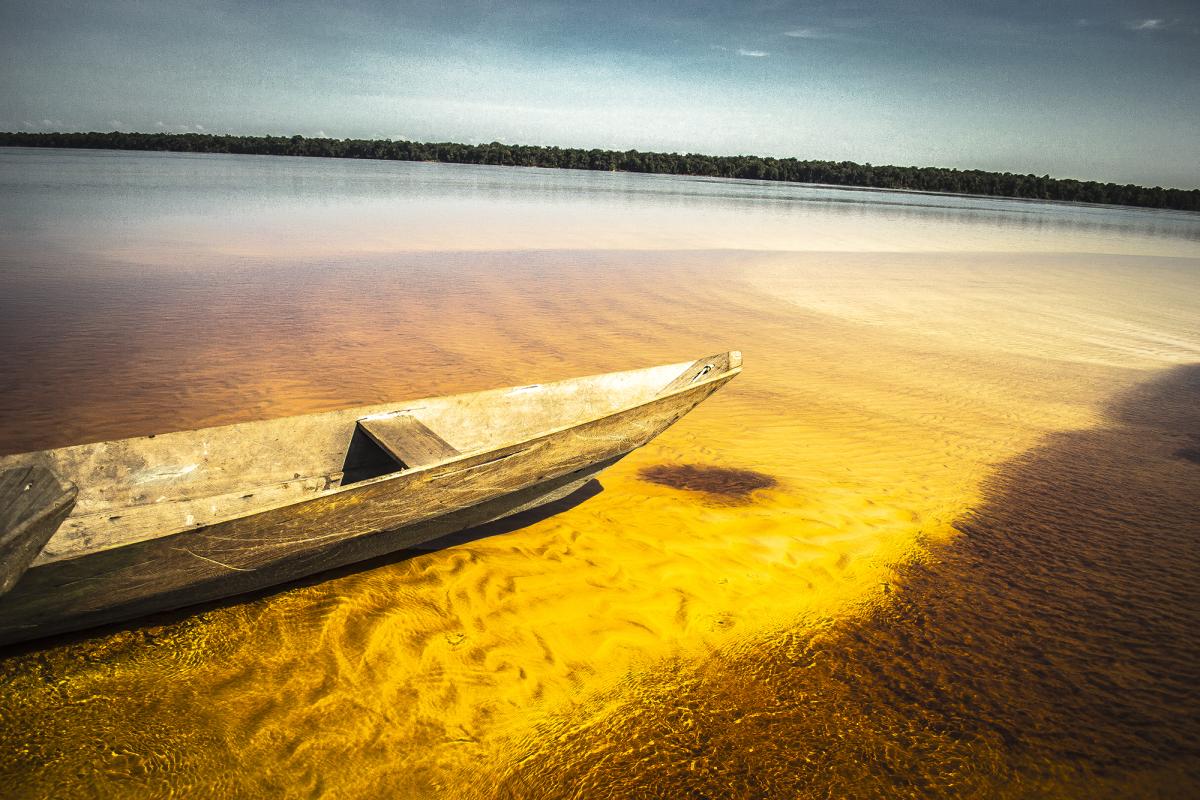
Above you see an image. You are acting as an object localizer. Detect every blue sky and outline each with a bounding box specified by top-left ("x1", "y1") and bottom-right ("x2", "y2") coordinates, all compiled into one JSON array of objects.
[{"x1": 1, "y1": 1, "x2": 1198, "y2": 188}]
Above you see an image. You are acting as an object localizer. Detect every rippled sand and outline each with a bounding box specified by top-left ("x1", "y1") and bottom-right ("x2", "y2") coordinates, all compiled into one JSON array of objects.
[{"x1": 1, "y1": 155, "x2": 1199, "y2": 798}]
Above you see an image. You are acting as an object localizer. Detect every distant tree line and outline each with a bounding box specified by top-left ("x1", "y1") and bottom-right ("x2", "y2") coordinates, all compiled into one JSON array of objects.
[{"x1": 2, "y1": 130, "x2": 1196, "y2": 212}]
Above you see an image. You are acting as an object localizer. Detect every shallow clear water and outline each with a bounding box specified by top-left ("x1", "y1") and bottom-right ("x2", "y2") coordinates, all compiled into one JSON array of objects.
[{"x1": 1, "y1": 148, "x2": 1199, "y2": 798}]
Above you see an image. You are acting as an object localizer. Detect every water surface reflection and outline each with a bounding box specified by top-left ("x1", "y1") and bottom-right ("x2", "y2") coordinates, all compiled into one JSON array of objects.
[{"x1": 1, "y1": 150, "x2": 1199, "y2": 798}]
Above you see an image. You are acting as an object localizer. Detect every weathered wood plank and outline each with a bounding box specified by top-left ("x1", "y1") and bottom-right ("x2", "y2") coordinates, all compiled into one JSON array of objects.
[
  {"x1": 357, "y1": 415, "x2": 460, "y2": 468},
  {"x1": 0, "y1": 466, "x2": 77, "y2": 596}
]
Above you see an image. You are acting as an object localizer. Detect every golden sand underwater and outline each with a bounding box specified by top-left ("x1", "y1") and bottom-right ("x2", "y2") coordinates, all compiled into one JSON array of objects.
[{"x1": 1, "y1": 158, "x2": 1199, "y2": 798}]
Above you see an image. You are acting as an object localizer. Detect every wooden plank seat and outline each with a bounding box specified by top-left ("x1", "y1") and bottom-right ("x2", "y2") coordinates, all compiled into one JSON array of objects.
[
  {"x1": 356, "y1": 414, "x2": 461, "y2": 469},
  {"x1": 1, "y1": 465, "x2": 77, "y2": 596}
]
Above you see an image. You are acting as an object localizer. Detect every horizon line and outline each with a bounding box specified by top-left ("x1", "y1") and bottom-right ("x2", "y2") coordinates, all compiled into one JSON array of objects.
[{"x1": 2, "y1": 129, "x2": 1198, "y2": 200}]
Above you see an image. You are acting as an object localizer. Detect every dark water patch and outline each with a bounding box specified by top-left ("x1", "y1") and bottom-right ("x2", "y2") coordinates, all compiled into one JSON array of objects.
[
  {"x1": 1174, "y1": 448, "x2": 1200, "y2": 464},
  {"x1": 493, "y1": 365, "x2": 1200, "y2": 799},
  {"x1": 638, "y1": 464, "x2": 777, "y2": 503}
]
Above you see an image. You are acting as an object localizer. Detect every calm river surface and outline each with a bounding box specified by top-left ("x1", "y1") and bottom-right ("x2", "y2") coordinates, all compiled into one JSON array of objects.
[{"x1": 1, "y1": 147, "x2": 1199, "y2": 798}]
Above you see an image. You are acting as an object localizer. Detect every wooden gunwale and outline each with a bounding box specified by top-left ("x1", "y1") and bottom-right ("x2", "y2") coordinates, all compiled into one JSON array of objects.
[{"x1": 330, "y1": 356, "x2": 740, "y2": 489}]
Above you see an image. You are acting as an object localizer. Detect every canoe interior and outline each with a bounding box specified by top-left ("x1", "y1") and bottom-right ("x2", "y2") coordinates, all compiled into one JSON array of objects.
[{"x1": 1, "y1": 355, "x2": 738, "y2": 566}]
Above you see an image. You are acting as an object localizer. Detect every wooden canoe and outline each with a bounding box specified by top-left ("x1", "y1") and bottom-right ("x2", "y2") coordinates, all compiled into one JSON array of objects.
[{"x1": 0, "y1": 352, "x2": 741, "y2": 646}]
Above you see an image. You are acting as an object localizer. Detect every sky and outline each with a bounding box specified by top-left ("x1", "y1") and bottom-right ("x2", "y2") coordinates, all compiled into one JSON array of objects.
[{"x1": 1, "y1": 1, "x2": 1198, "y2": 188}]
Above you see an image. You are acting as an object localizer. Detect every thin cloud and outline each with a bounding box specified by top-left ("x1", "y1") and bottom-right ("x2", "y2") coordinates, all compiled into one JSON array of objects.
[
  {"x1": 784, "y1": 28, "x2": 833, "y2": 39},
  {"x1": 1127, "y1": 19, "x2": 1166, "y2": 31},
  {"x1": 737, "y1": 48, "x2": 769, "y2": 57}
]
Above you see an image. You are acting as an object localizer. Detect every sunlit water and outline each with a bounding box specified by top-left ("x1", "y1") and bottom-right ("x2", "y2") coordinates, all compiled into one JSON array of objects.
[{"x1": 1, "y1": 148, "x2": 1198, "y2": 798}]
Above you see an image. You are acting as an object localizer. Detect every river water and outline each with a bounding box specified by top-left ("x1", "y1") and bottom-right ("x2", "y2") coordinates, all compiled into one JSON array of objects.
[{"x1": 1, "y1": 147, "x2": 1199, "y2": 798}]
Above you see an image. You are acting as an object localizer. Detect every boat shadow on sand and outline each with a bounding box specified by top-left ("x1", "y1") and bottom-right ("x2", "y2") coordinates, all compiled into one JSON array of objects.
[
  {"x1": 490, "y1": 363, "x2": 1200, "y2": 799},
  {"x1": 0, "y1": 479, "x2": 605, "y2": 659}
]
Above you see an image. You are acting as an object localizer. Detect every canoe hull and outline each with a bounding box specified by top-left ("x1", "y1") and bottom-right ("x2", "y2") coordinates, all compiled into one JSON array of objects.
[{"x1": 0, "y1": 374, "x2": 732, "y2": 646}]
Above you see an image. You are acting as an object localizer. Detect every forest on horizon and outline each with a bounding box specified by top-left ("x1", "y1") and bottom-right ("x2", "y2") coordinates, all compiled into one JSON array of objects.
[{"x1": 2, "y1": 130, "x2": 1197, "y2": 212}]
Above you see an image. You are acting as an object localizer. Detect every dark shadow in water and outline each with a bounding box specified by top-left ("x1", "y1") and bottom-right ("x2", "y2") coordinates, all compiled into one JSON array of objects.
[
  {"x1": 0, "y1": 479, "x2": 604, "y2": 659},
  {"x1": 638, "y1": 463, "x2": 777, "y2": 504},
  {"x1": 495, "y1": 365, "x2": 1200, "y2": 799}
]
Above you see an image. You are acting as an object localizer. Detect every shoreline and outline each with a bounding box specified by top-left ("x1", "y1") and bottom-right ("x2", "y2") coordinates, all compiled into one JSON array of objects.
[{"x1": 2, "y1": 130, "x2": 1196, "y2": 212}]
